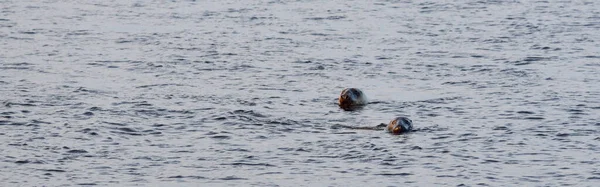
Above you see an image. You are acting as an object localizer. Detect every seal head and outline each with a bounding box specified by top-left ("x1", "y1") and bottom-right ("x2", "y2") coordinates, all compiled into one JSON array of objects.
[
  {"x1": 338, "y1": 88, "x2": 367, "y2": 111},
  {"x1": 387, "y1": 117, "x2": 413, "y2": 134}
]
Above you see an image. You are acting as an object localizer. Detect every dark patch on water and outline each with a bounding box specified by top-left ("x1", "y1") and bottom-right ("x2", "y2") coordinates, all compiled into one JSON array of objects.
[
  {"x1": 103, "y1": 121, "x2": 127, "y2": 126},
  {"x1": 168, "y1": 175, "x2": 207, "y2": 179},
  {"x1": 211, "y1": 135, "x2": 231, "y2": 139},
  {"x1": 374, "y1": 173, "x2": 413, "y2": 176},
  {"x1": 218, "y1": 176, "x2": 248, "y2": 180},
  {"x1": 39, "y1": 169, "x2": 66, "y2": 173},
  {"x1": 67, "y1": 149, "x2": 88, "y2": 154},
  {"x1": 77, "y1": 183, "x2": 97, "y2": 186},
  {"x1": 225, "y1": 162, "x2": 276, "y2": 167},
  {"x1": 15, "y1": 159, "x2": 46, "y2": 164},
  {"x1": 523, "y1": 117, "x2": 545, "y2": 120},
  {"x1": 516, "y1": 111, "x2": 535, "y2": 114}
]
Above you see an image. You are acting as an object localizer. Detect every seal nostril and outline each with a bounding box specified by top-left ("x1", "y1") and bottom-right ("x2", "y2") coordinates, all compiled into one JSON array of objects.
[{"x1": 394, "y1": 126, "x2": 401, "y2": 133}]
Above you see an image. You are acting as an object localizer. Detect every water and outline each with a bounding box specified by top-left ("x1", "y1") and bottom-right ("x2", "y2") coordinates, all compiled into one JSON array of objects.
[{"x1": 1, "y1": 0, "x2": 599, "y2": 186}]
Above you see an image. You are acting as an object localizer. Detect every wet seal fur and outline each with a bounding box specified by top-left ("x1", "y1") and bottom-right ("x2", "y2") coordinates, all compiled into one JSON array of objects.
[
  {"x1": 338, "y1": 88, "x2": 367, "y2": 111},
  {"x1": 387, "y1": 117, "x2": 413, "y2": 134}
]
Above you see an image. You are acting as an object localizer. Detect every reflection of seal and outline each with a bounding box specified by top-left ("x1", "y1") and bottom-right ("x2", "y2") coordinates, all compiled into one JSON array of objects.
[
  {"x1": 387, "y1": 117, "x2": 413, "y2": 134},
  {"x1": 338, "y1": 88, "x2": 367, "y2": 111}
]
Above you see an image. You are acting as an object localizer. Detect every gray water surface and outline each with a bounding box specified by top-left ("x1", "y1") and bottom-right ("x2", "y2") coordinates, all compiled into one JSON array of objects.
[{"x1": 1, "y1": 0, "x2": 599, "y2": 186}]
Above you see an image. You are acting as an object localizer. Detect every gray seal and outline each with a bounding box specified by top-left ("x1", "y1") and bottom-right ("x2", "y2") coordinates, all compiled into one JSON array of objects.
[{"x1": 338, "y1": 88, "x2": 367, "y2": 111}]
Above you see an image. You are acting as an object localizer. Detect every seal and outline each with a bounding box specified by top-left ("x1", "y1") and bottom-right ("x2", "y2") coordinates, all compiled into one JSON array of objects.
[
  {"x1": 387, "y1": 117, "x2": 413, "y2": 134},
  {"x1": 331, "y1": 117, "x2": 413, "y2": 135},
  {"x1": 338, "y1": 88, "x2": 367, "y2": 111}
]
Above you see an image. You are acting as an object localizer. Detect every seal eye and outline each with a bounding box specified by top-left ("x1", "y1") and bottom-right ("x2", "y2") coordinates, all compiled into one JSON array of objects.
[
  {"x1": 339, "y1": 95, "x2": 348, "y2": 106},
  {"x1": 341, "y1": 95, "x2": 348, "y2": 101}
]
